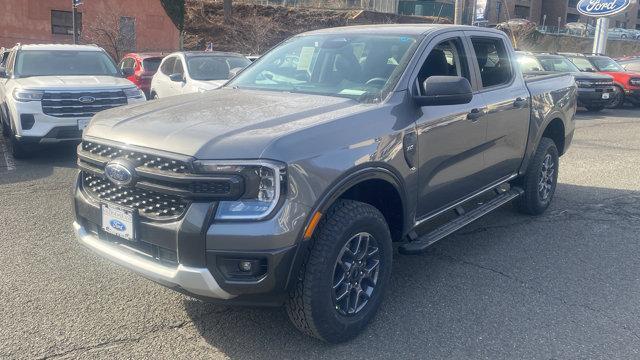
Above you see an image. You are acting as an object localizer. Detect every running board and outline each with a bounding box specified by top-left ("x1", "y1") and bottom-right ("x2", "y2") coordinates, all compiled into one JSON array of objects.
[{"x1": 398, "y1": 187, "x2": 524, "y2": 255}]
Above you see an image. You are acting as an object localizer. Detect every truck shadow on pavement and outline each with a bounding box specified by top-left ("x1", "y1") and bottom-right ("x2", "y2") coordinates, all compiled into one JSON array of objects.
[
  {"x1": 182, "y1": 183, "x2": 640, "y2": 359},
  {"x1": 0, "y1": 140, "x2": 77, "y2": 185},
  {"x1": 576, "y1": 107, "x2": 640, "y2": 121}
]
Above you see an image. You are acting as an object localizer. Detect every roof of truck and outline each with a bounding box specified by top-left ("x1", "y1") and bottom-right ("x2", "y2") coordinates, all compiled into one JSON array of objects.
[
  {"x1": 17, "y1": 44, "x2": 102, "y2": 52},
  {"x1": 303, "y1": 24, "x2": 503, "y2": 36}
]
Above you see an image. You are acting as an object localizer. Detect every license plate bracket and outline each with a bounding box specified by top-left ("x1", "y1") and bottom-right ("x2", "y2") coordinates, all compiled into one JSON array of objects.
[{"x1": 101, "y1": 203, "x2": 136, "y2": 242}]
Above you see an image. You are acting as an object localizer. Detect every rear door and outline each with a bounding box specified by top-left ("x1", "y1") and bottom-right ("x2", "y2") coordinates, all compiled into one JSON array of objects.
[
  {"x1": 413, "y1": 31, "x2": 490, "y2": 219},
  {"x1": 466, "y1": 32, "x2": 530, "y2": 181}
]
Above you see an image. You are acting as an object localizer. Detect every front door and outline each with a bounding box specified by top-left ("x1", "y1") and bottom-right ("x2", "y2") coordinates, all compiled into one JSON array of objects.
[{"x1": 413, "y1": 32, "x2": 490, "y2": 219}]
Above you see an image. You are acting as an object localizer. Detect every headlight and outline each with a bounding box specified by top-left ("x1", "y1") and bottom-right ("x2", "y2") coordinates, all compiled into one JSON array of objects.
[
  {"x1": 193, "y1": 160, "x2": 286, "y2": 220},
  {"x1": 123, "y1": 86, "x2": 145, "y2": 100},
  {"x1": 575, "y1": 80, "x2": 592, "y2": 88},
  {"x1": 13, "y1": 89, "x2": 44, "y2": 102},
  {"x1": 629, "y1": 78, "x2": 640, "y2": 86}
]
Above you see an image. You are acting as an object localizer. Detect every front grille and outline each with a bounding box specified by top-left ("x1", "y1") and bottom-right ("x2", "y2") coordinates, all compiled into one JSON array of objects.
[
  {"x1": 81, "y1": 141, "x2": 189, "y2": 174},
  {"x1": 42, "y1": 90, "x2": 128, "y2": 118},
  {"x1": 83, "y1": 174, "x2": 190, "y2": 219}
]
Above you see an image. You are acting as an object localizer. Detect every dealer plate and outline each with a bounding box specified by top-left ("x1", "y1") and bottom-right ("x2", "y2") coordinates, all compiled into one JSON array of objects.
[
  {"x1": 602, "y1": 93, "x2": 610, "y2": 100},
  {"x1": 101, "y1": 203, "x2": 136, "y2": 241}
]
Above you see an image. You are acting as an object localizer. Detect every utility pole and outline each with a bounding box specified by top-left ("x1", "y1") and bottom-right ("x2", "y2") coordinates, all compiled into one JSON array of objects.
[
  {"x1": 71, "y1": 0, "x2": 81, "y2": 44},
  {"x1": 454, "y1": 0, "x2": 463, "y2": 25}
]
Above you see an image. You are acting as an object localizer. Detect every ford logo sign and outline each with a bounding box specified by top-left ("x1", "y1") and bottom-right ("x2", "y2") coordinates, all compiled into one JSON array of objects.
[
  {"x1": 78, "y1": 96, "x2": 96, "y2": 104},
  {"x1": 104, "y1": 159, "x2": 136, "y2": 186},
  {"x1": 110, "y1": 220, "x2": 127, "y2": 232},
  {"x1": 577, "y1": 0, "x2": 631, "y2": 17}
]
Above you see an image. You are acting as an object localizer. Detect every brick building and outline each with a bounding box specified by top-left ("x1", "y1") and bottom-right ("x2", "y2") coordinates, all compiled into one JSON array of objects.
[{"x1": 0, "y1": 0, "x2": 179, "y2": 60}]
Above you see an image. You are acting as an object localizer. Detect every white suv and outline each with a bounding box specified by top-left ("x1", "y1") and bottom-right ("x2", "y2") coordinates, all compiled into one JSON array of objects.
[
  {"x1": 150, "y1": 51, "x2": 250, "y2": 99},
  {"x1": 0, "y1": 44, "x2": 146, "y2": 158}
]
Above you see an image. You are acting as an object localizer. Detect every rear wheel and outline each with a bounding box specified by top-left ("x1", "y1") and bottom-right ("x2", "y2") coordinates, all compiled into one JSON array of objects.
[
  {"x1": 6, "y1": 132, "x2": 30, "y2": 159},
  {"x1": 514, "y1": 137, "x2": 559, "y2": 215},
  {"x1": 286, "y1": 199, "x2": 392, "y2": 343}
]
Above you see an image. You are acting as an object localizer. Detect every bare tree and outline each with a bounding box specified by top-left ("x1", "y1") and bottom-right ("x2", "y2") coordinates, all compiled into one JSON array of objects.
[
  {"x1": 82, "y1": 16, "x2": 135, "y2": 61},
  {"x1": 226, "y1": 11, "x2": 278, "y2": 54}
]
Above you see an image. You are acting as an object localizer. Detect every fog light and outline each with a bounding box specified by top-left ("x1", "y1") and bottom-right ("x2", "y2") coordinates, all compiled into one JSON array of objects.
[
  {"x1": 239, "y1": 260, "x2": 253, "y2": 272},
  {"x1": 20, "y1": 114, "x2": 35, "y2": 130}
]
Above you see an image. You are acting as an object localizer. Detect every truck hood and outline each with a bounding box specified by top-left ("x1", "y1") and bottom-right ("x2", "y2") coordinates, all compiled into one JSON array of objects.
[
  {"x1": 84, "y1": 88, "x2": 366, "y2": 159},
  {"x1": 14, "y1": 76, "x2": 134, "y2": 90},
  {"x1": 572, "y1": 72, "x2": 613, "y2": 82}
]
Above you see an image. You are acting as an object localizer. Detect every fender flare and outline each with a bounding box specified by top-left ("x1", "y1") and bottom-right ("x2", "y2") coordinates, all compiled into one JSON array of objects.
[{"x1": 519, "y1": 112, "x2": 566, "y2": 175}]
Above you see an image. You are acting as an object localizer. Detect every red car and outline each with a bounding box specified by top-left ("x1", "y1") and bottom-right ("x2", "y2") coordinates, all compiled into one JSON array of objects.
[
  {"x1": 118, "y1": 53, "x2": 165, "y2": 98},
  {"x1": 562, "y1": 53, "x2": 640, "y2": 108}
]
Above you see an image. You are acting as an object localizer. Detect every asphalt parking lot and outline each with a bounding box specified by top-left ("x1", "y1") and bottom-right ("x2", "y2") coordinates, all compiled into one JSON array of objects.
[{"x1": 1, "y1": 109, "x2": 639, "y2": 360}]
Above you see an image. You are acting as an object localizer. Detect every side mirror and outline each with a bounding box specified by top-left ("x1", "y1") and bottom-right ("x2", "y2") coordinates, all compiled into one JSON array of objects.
[
  {"x1": 414, "y1": 76, "x2": 473, "y2": 106},
  {"x1": 121, "y1": 67, "x2": 134, "y2": 77},
  {"x1": 169, "y1": 73, "x2": 185, "y2": 82},
  {"x1": 228, "y1": 67, "x2": 243, "y2": 79}
]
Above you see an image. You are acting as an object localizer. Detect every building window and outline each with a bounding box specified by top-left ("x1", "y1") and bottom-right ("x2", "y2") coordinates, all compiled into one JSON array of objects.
[
  {"x1": 568, "y1": 0, "x2": 578, "y2": 8},
  {"x1": 514, "y1": 5, "x2": 530, "y2": 19},
  {"x1": 51, "y1": 10, "x2": 82, "y2": 35},
  {"x1": 566, "y1": 13, "x2": 580, "y2": 23},
  {"x1": 118, "y1": 16, "x2": 136, "y2": 51}
]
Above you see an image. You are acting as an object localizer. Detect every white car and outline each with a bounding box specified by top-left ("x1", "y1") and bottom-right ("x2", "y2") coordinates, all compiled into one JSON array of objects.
[
  {"x1": 0, "y1": 44, "x2": 146, "y2": 158},
  {"x1": 149, "y1": 51, "x2": 251, "y2": 99}
]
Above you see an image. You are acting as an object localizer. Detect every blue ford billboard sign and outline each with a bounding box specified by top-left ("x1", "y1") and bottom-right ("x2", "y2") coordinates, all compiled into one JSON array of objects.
[{"x1": 577, "y1": 0, "x2": 631, "y2": 17}]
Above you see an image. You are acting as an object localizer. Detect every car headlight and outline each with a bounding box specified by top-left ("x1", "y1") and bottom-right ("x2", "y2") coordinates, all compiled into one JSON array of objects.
[
  {"x1": 575, "y1": 80, "x2": 592, "y2": 88},
  {"x1": 193, "y1": 160, "x2": 286, "y2": 220},
  {"x1": 123, "y1": 86, "x2": 145, "y2": 100},
  {"x1": 629, "y1": 78, "x2": 640, "y2": 86},
  {"x1": 13, "y1": 89, "x2": 44, "y2": 102}
]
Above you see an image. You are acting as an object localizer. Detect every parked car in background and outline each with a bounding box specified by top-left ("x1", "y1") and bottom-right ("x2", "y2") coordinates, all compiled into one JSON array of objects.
[
  {"x1": 150, "y1": 51, "x2": 251, "y2": 99},
  {"x1": 608, "y1": 28, "x2": 634, "y2": 40},
  {"x1": 0, "y1": 44, "x2": 146, "y2": 158},
  {"x1": 73, "y1": 25, "x2": 576, "y2": 342},
  {"x1": 565, "y1": 22, "x2": 595, "y2": 37},
  {"x1": 119, "y1": 52, "x2": 164, "y2": 98},
  {"x1": 617, "y1": 57, "x2": 640, "y2": 72},
  {"x1": 516, "y1": 51, "x2": 614, "y2": 111},
  {"x1": 562, "y1": 53, "x2": 640, "y2": 107}
]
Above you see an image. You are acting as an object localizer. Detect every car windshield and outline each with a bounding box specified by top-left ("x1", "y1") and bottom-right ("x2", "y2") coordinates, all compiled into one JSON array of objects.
[
  {"x1": 568, "y1": 56, "x2": 597, "y2": 72},
  {"x1": 537, "y1": 56, "x2": 580, "y2": 72},
  {"x1": 187, "y1": 55, "x2": 251, "y2": 81},
  {"x1": 14, "y1": 50, "x2": 119, "y2": 77},
  {"x1": 227, "y1": 33, "x2": 421, "y2": 102},
  {"x1": 517, "y1": 55, "x2": 544, "y2": 72},
  {"x1": 590, "y1": 57, "x2": 624, "y2": 72},
  {"x1": 142, "y1": 58, "x2": 162, "y2": 72}
]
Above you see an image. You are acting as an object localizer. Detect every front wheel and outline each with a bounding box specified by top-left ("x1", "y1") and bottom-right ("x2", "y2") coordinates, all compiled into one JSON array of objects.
[
  {"x1": 286, "y1": 200, "x2": 392, "y2": 343},
  {"x1": 607, "y1": 86, "x2": 625, "y2": 108},
  {"x1": 514, "y1": 137, "x2": 559, "y2": 215}
]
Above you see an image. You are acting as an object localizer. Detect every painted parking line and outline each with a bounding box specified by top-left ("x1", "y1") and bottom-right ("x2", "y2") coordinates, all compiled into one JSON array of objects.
[{"x1": 0, "y1": 138, "x2": 16, "y2": 172}]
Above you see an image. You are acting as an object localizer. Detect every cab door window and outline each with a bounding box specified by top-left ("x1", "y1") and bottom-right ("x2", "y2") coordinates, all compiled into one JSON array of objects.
[
  {"x1": 471, "y1": 37, "x2": 513, "y2": 88},
  {"x1": 160, "y1": 56, "x2": 176, "y2": 76},
  {"x1": 416, "y1": 38, "x2": 471, "y2": 94}
]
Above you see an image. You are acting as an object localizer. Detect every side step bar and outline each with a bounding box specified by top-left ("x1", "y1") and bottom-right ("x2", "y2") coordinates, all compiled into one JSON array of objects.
[{"x1": 399, "y1": 187, "x2": 524, "y2": 255}]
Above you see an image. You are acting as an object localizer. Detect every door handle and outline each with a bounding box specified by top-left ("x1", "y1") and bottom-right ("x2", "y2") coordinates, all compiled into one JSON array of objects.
[
  {"x1": 467, "y1": 108, "x2": 484, "y2": 121},
  {"x1": 514, "y1": 97, "x2": 528, "y2": 108}
]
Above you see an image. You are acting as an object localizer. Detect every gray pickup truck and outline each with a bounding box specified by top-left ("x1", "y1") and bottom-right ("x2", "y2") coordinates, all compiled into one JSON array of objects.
[{"x1": 73, "y1": 25, "x2": 576, "y2": 342}]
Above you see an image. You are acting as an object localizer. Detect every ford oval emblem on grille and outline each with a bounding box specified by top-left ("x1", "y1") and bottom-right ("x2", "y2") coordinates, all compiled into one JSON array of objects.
[
  {"x1": 78, "y1": 96, "x2": 96, "y2": 104},
  {"x1": 104, "y1": 159, "x2": 136, "y2": 186},
  {"x1": 110, "y1": 220, "x2": 127, "y2": 232}
]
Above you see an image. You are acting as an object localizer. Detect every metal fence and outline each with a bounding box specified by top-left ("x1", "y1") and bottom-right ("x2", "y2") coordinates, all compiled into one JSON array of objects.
[{"x1": 239, "y1": 0, "x2": 399, "y2": 13}]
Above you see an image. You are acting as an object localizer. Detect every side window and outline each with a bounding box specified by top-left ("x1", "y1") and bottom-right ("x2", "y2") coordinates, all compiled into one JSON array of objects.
[
  {"x1": 471, "y1": 37, "x2": 513, "y2": 88},
  {"x1": 417, "y1": 37, "x2": 471, "y2": 94},
  {"x1": 173, "y1": 58, "x2": 184, "y2": 76},
  {"x1": 160, "y1": 56, "x2": 176, "y2": 75}
]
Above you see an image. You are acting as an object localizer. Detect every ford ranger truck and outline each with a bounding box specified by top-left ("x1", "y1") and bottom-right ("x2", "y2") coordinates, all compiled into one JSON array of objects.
[
  {"x1": 562, "y1": 52, "x2": 640, "y2": 108},
  {"x1": 0, "y1": 44, "x2": 146, "y2": 158},
  {"x1": 73, "y1": 25, "x2": 576, "y2": 343},
  {"x1": 516, "y1": 51, "x2": 614, "y2": 112}
]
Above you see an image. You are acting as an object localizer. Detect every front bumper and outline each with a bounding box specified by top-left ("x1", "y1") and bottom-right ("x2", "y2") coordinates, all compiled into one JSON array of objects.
[
  {"x1": 73, "y1": 171, "x2": 310, "y2": 303},
  {"x1": 73, "y1": 221, "x2": 235, "y2": 299},
  {"x1": 577, "y1": 87, "x2": 615, "y2": 107},
  {"x1": 624, "y1": 88, "x2": 640, "y2": 101}
]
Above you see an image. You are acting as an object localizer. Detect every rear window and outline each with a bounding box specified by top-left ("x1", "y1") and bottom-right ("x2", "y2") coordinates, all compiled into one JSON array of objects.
[
  {"x1": 186, "y1": 56, "x2": 251, "y2": 81},
  {"x1": 142, "y1": 58, "x2": 162, "y2": 72}
]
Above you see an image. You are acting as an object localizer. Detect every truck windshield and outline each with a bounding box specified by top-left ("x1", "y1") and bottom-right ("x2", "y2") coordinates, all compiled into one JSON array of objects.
[
  {"x1": 226, "y1": 33, "x2": 421, "y2": 102},
  {"x1": 590, "y1": 57, "x2": 624, "y2": 72},
  {"x1": 142, "y1": 58, "x2": 162, "y2": 72},
  {"x1": 517, "y1": 55, "x2": 544, "y2": 72},
  {"x1": 537, "y1": 56, "x2": 580, "y2": 72},
  {"x1": 187, "y1": 56, "x2": 251, "y2": 81},
  {"x1": 14, "y1": 50, "x2": 119, "y2": 77}
]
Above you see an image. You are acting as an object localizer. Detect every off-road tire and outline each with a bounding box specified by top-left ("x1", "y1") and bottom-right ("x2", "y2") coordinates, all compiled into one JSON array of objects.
[
  {"x1": 514, "y1": 137, "x2": 559, "y2": 215},
  {"x1": 285, "y1": 199, "x2": 392, "y2": 343},
  {"x1": 607, "y1": 85, "x2": 625, "y2": 109}
]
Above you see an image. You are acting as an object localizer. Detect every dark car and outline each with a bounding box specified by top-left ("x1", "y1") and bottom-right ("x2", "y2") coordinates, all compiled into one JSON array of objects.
[
  {"x1": 73, "y1": 25, "x2": 576, "y2": 342},
  {"x1": 118, "y1": 53, "x2": 165, "y2": 98},
  {"x1": 516, "y1": 51, "x2": 615, "y2": 111}
]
